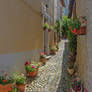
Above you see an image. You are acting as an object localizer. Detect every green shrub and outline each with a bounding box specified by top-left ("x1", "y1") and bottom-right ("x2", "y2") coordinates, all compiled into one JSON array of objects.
[{"x1": 43, "y1": 23, "x2": 49, "y2": 29}]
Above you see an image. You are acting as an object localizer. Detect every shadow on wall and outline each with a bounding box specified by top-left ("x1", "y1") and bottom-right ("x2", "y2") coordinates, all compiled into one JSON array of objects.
[
  {"x1": 0, "y1": 49, "x2": 43, "y2": 74},
  {"x1": 56, "y1": 42, "x2": 72, "y2": 92}
]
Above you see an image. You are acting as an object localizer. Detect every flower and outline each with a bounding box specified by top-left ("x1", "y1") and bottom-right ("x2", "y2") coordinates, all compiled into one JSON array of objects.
[
  {"x1": 84, "y1": 88, "x2": 88, "y2": 92},
  {"x1": 3, "y1": 79, "x2": 7, "y2": 82},
  {"x1": 18, "y1": 90, "x2": 21, "y2": 92},
  {"x1": 8, "y1": 88, "x2": 12, "y2": 92},
  {"x1": 32, "y1": 65, "x2": 35, "y2": 68},
  {"x1": 5, "y1": 73, "x2": 8, "y2": 76},
  {"x1": 72, "y1": 28, "x2": 80, "y2": 35},
  {"x1": 40, "y1": 52, "x2": 44, "y2": 55},
  {"x1": 25, "y1": 61, "x2": 30, "y2": 66},
  {"x1": 82, "y1": 20, "x2": 85, "y2": 23}
]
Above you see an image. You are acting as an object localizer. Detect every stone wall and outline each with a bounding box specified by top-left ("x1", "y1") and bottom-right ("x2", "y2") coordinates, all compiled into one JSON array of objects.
[{"x1": 76, "y1": 0, "x2": 92, "y2": 91}]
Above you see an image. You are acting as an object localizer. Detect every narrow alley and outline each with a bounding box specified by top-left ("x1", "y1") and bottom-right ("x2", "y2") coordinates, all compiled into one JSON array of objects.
[
  {"x1": 0, "y1": 0, "x2": 90, "y2": 92},
  {"x1": 25, "y1": 40, "x2": 71, "y2": 92}
]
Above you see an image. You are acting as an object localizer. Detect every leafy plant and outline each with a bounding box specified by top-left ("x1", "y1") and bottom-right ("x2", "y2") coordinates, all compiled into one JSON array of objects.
[
  {"x1": 8, "y1": 87, "x2": 19, "y2": 92},
  {"x1": 0, "y1": 71, "x2": 14, "y2": 85},
  {"x1": 71, "y1": 78, "x2": 81, "y2": 92},
  {"x1": 49, "y1": 25, "x2": 53, "y2": 31},
  {"x1": 61, "y1": 16, "x2": 71, "y2": 37},
  {"x1": 67, "y1": 30, "x2": 77, "y2": 53},
  {"x1": 68, "y1": 63, "x2": 74, "y2": 69},
  {"x1": 16, "y1": 77, "x2": 25, "y2": 85},
  {"x1": 71, "y1": 18, "x2": 81, "y2": 31},
  {"x1": 43, "y1": 23, "x2": 49, "y2": 29},
  {"x1": 12, "y1": 73, "x2": 25, "y2": 85},
  {"x1": 40, "y1": 52, "x2": 46, "y2": 59},
  {"x1": 61, "y1": 16, "x2": 77, "y2": 53},
  {"x1": 56, "y1": 44, "x2": 59, "y2": 48},
  {"x1": 55, "y1": 20, "x2": 61, "y2": 41},
  {"x1": 51, "y1": 47, "x2": 57, "y2": 51},
  {"x1": 25, "y1": 64, "x2": 38, "y2": 72}
]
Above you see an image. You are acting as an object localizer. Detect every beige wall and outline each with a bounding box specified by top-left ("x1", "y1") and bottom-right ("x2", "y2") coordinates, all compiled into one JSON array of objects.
[
  {"x1": 76, "y1": 0, "x2": 92, "y2": 91},
  {"x1": 43, "y1": 0, "x2": 57, "y2": 49},
  {"x1": 0, "y1": 0, "x2": 43, "y2": 54},
  {"x1": 0, "y1": 0, "x2": 43, "y2": 72}
]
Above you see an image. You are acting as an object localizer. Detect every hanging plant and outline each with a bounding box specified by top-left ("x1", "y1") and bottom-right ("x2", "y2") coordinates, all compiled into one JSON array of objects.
[
  {"x1": 43, "y1": 23, "x2": 49, "y2": 31},
  {"x1": 69, "y1": 18, "x2": 81, "y2": 35},
  {"x1": 78, "y1": 16, "x2": 87, "y2": 35},
  {"x1": 69, "y1": 17, "x2": 87, "y2": 35}
]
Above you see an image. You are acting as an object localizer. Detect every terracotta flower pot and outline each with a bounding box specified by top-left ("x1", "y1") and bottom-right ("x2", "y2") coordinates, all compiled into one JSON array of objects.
[
  {"x1": 0, "y1": 84, "x2": 12, "y2": 92},
  {"x1": 56, "y1": 46, "x2": 59, "y2": 51},
  {"x1": 48, "y1": 29, "x2": 51, "y2": 32},
  {"x1": 78, "y1": 26, "x2": 86, "y2": 35},
  {"x1": 67, "y1": 68, "x2": 74, "y2": 75},
  {"x1": 51, "y1": 50, "x2": 56, "y2": 55},
  {"x1": 16, "y1": 84, "x2": 25, "y2": 92},
  {"x1": 27, "y1": 70, "x2": 38, "y2": 78},
  {"x1": 40, "y1": 58, "x2": 46, "y2": 63},
  {"x1": 43, "y1": 28, "x2": 47, "y2": 31}
]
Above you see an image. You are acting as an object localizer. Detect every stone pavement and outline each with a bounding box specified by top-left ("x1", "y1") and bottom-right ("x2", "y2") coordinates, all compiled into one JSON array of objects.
[
  {"x1": 25, "y1": 40, "x2": 69, "y2": 92},
  {"x1": 56, "y1": 41, "x2": 72, "y2": 92}
]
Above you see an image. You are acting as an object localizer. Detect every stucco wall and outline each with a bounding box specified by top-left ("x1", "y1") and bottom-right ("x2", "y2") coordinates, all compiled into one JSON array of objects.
[
  {"x1": 0, "y1": 0, "x2": 43, "y2": 72},
  {"x1": 76, "y1": 0, "x2": 92, "y2": 91}
]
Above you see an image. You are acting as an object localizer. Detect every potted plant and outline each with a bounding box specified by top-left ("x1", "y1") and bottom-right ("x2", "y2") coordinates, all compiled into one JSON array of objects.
[
  {"x1": 40, "y1": 52, "x2": 46, "y2": 63},
  {"x1": 25, "y1": 64, "x2": 39, "y2": 78},
  {"x1": 70, "y1": 78, "x2": 82, "y2": 92},
  {"x1": 50, "y1": 46, "x2": 57, "y2": 55},
  {"x1": 0, "y1": 71, "x2": 14, "y2": 92},
  {"x1": 25, "y1": 61, "x2": 31, "y2": 66},
  {"x1": 48, "y1": 25, "x2": 53, "y2": 32},
  {"x1": 56, "y1": 43, "x2": 59, "y2": 51},
  {"x1": 68, "y1": 50, "x2": 76, "y2": 63},
  {"x1": 70, "y1": 18, "x2": 81, "y2": 35},
  {"x1": 15, "y1": 74, "x2": 26, "y2": 92},
  {"x1": 67, "y1": 63, "x2": 74, "y2": 75},
  {"x1": 8, "y1": 87, "x2": 19, "y2": 92},
  {"x1": 78, "y1": 16, "x2": 87, "y2": 35},
  {"x1": 43, "y1": 23, "x2": 49, "y2": 31}
]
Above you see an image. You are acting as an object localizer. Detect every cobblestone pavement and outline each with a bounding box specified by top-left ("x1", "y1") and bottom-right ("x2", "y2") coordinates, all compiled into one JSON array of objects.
[
  {"x1": 25, "y1": 40, "x2": 68, "y2": 92},
  {"x1": 56, "y1": 41, "x2": 72, "y2": 92}
]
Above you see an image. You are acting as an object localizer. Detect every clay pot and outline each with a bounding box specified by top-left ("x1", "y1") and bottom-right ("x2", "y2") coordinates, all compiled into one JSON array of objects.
[
  {"x1": 0, "y1": 84, "x2": 12, "y2": 92},
  {"x1": 78, "y1": 26, "x2": 86, "y2": 35},
  {"x1": 48, "y1": 29, "x2": 51, "y2": 32},
  {"x1": 67, "y1": 68, "x2": 74, "y2": 75},
  {"x1": 50, "y1": 50, "x2": 56, "y2": 55},
  {"x1": 43, "y1": 28, "x2": 47, "y2": 31},
  {"x1": 56, "y1": 46, "x2": 59, "y2": 51},
  {"x1": 16, "y1": 84, "x2": 25, "y2": 92},
  {"x1": 40, "y1": 58, "x2": 46, "y2": 63},
  {"x1": 27, "y1": 70, "x2": 38, "y2": 78}
]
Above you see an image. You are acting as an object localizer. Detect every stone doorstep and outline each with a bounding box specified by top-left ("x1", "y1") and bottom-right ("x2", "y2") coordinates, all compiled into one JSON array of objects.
[{"x1": 45, "y1": 55, "x2": 52, "y2": 60}]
